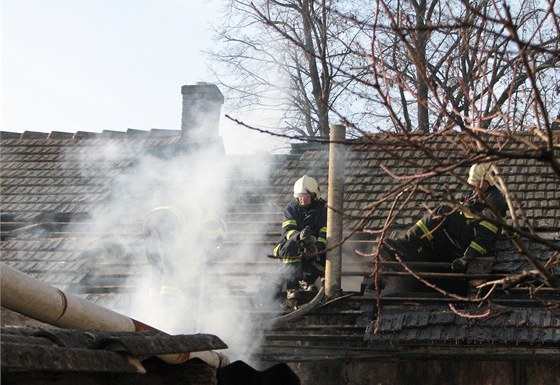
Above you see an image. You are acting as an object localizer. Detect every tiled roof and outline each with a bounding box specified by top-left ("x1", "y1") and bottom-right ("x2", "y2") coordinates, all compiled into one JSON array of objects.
[
  {"x1": 0, "y1": 130, "x2": 183, "y2": 222},
  {"x1": 264, "y1": 130, "x2": 560, "y2": 355},
  {"x1": 365, "y1": 307, "x2": 560, "y2": 345},
  {"x1": 1, "y1": 326, "x2": 223, "y2": 379},
  {"x1": 1, "y1": 128, "x2": 288, "y2": 310},
  {"x1": 276, "y1": 133, "x2": 560, "y2": 231},
  {"x1": 1, "y1": 128, "x2": 559, "y2": 360}
]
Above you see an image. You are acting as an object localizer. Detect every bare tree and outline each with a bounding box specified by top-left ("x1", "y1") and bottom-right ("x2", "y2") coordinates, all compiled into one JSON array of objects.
[
  {"x1": 341, "y1": 0, "x2": 560, "y2": 300},
  {"x1": 209, "y1": 0, "x2": 367, "y2": 138},
  {"x1": 213, "y1": 0, "x2": 560, "y2": 299},
  {"x1": 334, "y1": 0, "x2": 559, "y2": 134}
]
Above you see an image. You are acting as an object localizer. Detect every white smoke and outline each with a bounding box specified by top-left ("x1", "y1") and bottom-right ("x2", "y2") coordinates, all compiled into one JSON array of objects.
[{"x1": 65, "y1": 135, "x2": 283, "y2": 364}]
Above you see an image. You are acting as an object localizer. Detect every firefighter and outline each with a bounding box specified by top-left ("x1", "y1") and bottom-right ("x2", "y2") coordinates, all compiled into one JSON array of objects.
[
  {"x1": 143, "y1": 205, "x2": 190, "y2": 299},
  {"x1": 143, "y1": 205, "x2": 227, "y2": 299},
  {"x1": 273, "y1": 175, "x2": 328, "y2": 310},
  {"x1": 380, "y1": 163, "x2": 507, "y2": 293}
]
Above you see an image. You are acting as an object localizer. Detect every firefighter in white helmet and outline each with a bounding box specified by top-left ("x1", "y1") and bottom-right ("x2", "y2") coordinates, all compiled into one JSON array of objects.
[
  {"x1": 273, "y1": 175, "x2": 328, "y2": 311},
  {"x1": 380, "y1": 163, "x2": 507, "y2": 294}
]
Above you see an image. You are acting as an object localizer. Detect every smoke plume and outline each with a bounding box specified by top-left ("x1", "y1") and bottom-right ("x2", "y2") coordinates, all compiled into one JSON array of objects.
[{"x1": 65, "y1": 135, "x2": 282, "y2": 365}]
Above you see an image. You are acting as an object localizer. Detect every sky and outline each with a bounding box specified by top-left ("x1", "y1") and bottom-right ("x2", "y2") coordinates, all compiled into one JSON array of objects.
[{"x1": 1, "y1": 0, "x2": 281, "y2": 154}]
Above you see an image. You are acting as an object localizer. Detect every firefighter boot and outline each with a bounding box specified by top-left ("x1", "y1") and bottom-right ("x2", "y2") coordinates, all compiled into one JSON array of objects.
[{"x1": 281, "y1": 290, "x2": 300, "y2": 311}]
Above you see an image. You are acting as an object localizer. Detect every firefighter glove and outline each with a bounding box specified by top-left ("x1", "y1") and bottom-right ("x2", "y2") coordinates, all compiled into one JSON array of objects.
[
  {"x1": 299, "y1": 226, "x2": 316, "y2": 244},
  {"x1": 451, "y1": 257, "x2": 469, "y2": 272},
  {"x1": 304, "y1": 243, "x2": 318, "y2": 259}
]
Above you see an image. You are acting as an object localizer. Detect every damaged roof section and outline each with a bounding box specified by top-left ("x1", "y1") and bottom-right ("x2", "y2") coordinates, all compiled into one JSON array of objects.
[
  {"x1": 1, "y1": 326, "x2": 226, "y2": 374},
  {"x1": 1, "y1": 127, "x2": 276, "y2": 307}
]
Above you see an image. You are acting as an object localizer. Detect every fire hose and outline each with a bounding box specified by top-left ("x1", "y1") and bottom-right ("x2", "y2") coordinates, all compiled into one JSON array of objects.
[{"x1": 261, "y1": 280, "x2": 325, "y2": 328}]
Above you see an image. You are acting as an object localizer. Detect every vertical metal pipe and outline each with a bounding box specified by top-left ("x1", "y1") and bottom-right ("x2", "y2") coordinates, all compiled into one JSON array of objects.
[{"x1": 325, "y1": 124, "x2": 346, "y2": 298}]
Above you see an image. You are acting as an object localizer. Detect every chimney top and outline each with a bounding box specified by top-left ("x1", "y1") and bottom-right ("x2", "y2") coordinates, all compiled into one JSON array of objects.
[
  {"x1": 181, "y1": 83, "x2": 224, "y2": 104},
  {"x1": 180, "y1": 83, "x2": 224, "y2": 150}
]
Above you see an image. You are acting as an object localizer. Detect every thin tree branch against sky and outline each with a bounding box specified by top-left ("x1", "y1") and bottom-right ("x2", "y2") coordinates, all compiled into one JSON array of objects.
[{"x1": 1, "y1": 0, "x2": 281, "y2": 154}]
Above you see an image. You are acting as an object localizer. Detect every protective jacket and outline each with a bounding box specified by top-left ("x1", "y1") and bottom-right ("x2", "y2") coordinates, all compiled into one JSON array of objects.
[
  {"x1": 415, "y1": 185, "x2": 507, "y2": 261},
  {"x1": 273, "y1": 199, "x2": 327, "y2": 263},
  {"x1": 460, "y1": 185, "x2": 508, "y2": 260}
]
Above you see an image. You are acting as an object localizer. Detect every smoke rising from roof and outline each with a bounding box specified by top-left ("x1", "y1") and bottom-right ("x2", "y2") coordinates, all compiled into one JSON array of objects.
[{"x1": 66, "y1": 135, "x2": 283, "y2": 364}]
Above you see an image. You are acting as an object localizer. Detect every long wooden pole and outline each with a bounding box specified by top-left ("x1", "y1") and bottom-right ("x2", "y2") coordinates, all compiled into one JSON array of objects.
[{"x1": 325, "y1": 124, "x2": 346, "y2": 298}]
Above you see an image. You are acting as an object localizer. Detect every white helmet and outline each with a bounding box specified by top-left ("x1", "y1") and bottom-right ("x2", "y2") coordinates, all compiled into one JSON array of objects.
[
  {"x1": 468, "y1": 163, "x2": 494, "y2": 186},
  {"x1": 293, "y1": 175, "x2": 320, "y2": 199}
]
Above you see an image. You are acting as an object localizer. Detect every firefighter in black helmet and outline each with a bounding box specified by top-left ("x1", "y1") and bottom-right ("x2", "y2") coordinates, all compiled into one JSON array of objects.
[
  {"x1": 273, "y1": 175, "x2": 328, "y2": 310},
  {"x1": 380, "y1": 163, "x2": 507, "y2": 294}
]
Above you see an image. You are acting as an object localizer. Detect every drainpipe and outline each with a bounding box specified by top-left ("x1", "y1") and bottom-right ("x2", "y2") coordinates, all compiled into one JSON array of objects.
[
  {"x1": 0, "y1": 263, "x2": 229, "y2": 368},
  {"x1": 325, "y1": 124, "x2": 346, "y2": 299}
]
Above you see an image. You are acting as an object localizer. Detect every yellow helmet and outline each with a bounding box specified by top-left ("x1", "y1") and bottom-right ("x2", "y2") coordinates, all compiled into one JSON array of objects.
[
  {"x1": 468, "y1": 163, "x2": 494, "y2": 186},
  {"x1": 293, "y1": 175, "x2": 320, "y2": 199}
]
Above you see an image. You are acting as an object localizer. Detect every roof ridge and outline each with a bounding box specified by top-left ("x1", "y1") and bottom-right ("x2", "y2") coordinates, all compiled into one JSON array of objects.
[{"x1": 0, "y1": 128, "x2": 183, "y2": 141}]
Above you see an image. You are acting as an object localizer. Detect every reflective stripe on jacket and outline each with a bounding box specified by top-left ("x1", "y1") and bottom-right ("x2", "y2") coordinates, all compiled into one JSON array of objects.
[
  {"x1": 273, "y1": 199, "x2": 327, "y2": 259},
  {"x1": 463, "y1": 185, "x2": 507, "y2": 260}
]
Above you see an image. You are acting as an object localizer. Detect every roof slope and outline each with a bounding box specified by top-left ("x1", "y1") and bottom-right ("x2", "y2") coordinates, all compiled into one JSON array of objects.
[
  {"x1": 1, "y1": 128, "x2": 559, "y2": 366},
  {"x1": 258, "y1": 129, "x2": 560, "y2": 362},
  {"x1": 366, "y1": 306, "x2": 560, "y2": 346},
  {"x1": 0, "y1": 129, "x2": 285, "y2": 302}
]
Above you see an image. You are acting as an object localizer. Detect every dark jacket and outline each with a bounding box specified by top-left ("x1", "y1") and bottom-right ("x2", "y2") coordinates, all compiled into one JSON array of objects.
[
  {"x1": 462, "y1": 185, "x2": 507, "y2": 260},
  {"x1": 273, "y1": 199, "x2": 327, "y2": 260}
]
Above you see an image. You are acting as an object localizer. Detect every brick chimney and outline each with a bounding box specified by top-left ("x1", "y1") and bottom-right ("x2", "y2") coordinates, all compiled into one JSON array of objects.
[{"x1": 181, "y1": 83, "x2": 224, "y2": 145}]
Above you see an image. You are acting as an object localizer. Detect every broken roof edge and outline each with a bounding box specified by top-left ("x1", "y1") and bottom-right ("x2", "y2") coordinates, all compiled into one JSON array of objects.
[{"x1": 1, "y1": 326, "x2": 227, "y2": 375}]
